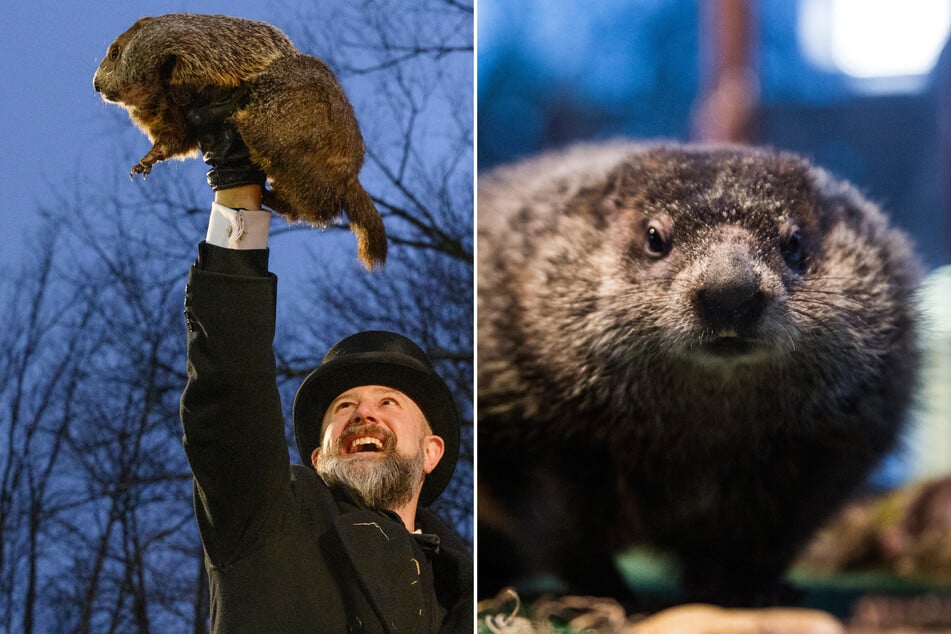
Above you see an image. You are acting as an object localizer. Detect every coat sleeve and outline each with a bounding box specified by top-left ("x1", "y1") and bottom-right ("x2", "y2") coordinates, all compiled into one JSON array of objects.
[{"x1": 179, "y1": 242, "x2": 294, "y2": 567}]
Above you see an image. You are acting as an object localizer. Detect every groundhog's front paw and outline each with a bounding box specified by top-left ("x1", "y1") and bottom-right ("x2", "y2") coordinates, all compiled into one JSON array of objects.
[
  {"x1": 129, "y1": 146, "x2": 169, "y2": 180},
  {"x1": 129, "y1": 161, "x2": 154, "y2": 179}
]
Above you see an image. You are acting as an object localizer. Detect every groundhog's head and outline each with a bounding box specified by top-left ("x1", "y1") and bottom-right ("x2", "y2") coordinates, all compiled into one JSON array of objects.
[
  {"x1": 599, "y1": 147, "x2": 821, "y2": 365},
  {"x1": 486, "y1": 144, "x2": 920, "y2": 407},
  {"x1": 588, "y1": 147, "x2": 917, "y2": 370},
  {"x1": 94, "y1": 14, "x2": 297, "y2": 110},
  {"x1": 93, "y1": 17, "x2": 162, "y2": 108}
]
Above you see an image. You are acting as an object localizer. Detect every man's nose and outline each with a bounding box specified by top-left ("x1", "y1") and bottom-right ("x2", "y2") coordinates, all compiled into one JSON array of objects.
[{"x1": 351, "y1": 401, "x2": 378, "y2": 422}]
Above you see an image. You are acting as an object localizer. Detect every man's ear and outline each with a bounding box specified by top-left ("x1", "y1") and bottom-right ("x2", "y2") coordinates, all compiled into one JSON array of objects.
[
  {"x1": 422, "y1": 435, "x2": 445, "y2": 475},
  {"x1": 310, "y1": 446, "x2": 321, "y2": 470}
]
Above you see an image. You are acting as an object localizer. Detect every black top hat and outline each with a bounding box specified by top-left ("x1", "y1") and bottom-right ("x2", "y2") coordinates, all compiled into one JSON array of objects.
[{"x1": 293, "y1": 330, "x2": 460, "y2": 507}]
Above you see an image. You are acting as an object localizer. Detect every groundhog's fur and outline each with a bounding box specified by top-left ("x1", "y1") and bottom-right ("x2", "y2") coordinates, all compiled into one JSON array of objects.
[
  {"x1": 477, "y1": 142, "x2": 921, "y2": 606},
  {"x1": 93, "y1": 13, "x2": 386, "y2": 269}
]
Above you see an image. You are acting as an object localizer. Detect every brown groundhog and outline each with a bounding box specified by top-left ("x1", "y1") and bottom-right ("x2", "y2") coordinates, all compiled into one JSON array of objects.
[
  {"x1": 93, "y1": 13, "x2": 386, "y2": 269},
  {"x1": 477, "y1": 141, "x2": 921, "y2": 606}
]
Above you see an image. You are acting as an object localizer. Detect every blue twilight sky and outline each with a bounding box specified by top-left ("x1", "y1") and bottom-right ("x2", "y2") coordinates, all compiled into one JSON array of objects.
[{"x1": 0, "y1": 1, "x2": 285, "y2": 271}]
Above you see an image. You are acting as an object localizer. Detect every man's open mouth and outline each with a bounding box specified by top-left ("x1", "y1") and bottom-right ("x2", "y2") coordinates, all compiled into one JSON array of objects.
[{"x1": 348, "y1": 436, "x2": 385, "y2": 453}]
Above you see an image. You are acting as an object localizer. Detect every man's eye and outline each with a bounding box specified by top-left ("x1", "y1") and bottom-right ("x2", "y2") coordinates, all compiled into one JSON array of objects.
[
  {"x1": 381, "y1": 397, "x2": 398, "y2": 407},
  {"x1": 335, "y1": 401, "x2": 356, "y2": 412}
]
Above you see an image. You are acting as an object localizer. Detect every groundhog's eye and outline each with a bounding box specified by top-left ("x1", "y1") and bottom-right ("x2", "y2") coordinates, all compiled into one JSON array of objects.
[
  {"x1": 110, "y1": 45, "x2": 120, "y2": 61},
  {"x1": 782, "y1": 228, "x2": 805, "y2": 270},
  {"x1": 646, "y1": 225, "x2": 668, "y2": 257}
]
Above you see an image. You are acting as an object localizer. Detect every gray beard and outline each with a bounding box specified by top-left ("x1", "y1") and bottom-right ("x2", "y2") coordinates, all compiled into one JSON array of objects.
[{"x1": 315, "y1": 443, "x2": 425, "y2": 511}]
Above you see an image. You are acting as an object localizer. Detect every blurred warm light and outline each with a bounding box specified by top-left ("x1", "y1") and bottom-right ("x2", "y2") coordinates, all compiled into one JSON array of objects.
[{"x1": 799, "y1": 0, "x2": 951, "y2": 78}]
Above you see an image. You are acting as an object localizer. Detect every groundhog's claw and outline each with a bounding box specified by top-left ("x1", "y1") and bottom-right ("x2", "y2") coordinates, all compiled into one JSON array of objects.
[{"x1": 130, "y1": 159, "x2": 155, "y2": 180}]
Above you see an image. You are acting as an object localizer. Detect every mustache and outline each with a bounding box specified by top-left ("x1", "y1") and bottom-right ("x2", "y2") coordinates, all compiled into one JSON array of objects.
[{"x1": 335, "y1": 423, "x2": 396, "y2": 454}]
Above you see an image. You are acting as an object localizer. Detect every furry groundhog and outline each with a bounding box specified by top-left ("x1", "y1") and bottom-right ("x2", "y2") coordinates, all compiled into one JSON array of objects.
[
  {"x1": 477, "y1": 142, "x2": 921, "y2": 606},
  {"x1": 93, "y1": 13, "x2": 386, "y2": 269}
]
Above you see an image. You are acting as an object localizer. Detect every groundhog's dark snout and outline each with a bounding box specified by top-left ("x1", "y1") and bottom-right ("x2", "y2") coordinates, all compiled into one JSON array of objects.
[{"x1": 694, "y1": 248, "x2": 767, "y2": 333}]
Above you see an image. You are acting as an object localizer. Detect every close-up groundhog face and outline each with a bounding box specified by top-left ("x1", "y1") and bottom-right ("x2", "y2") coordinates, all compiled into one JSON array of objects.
[
  {"x1": 93, "y1": 17, "x2": 154, "y2": 106},
  {"x1": 479, "y1": 143, "x2": 918, "y2": 417},
  {"x1": 598, "y1": 147, "x2": 823, "y2": 366}
]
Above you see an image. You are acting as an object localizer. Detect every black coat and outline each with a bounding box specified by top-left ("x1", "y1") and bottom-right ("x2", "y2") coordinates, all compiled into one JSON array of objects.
[{"x1": 180, "y1": 244, "x2": 472, "y2": 633}]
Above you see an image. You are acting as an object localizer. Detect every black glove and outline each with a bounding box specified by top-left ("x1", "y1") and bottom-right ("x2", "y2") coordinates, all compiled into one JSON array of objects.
[{"x1": 184, "y1": 88, "x2": 266, "y2": 191}]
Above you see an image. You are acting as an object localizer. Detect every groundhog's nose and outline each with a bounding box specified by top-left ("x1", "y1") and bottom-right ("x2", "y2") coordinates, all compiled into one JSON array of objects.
[
  {"x1": 695, "y1": 248, "x2": 767, "y2": 333},
  {"x1": 93, "y1": 77, "x2": 101, "y2": 93}
]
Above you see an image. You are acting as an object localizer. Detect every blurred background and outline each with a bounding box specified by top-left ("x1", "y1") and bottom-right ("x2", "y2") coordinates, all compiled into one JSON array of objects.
[
  {"x1": 479, "y1": 0, "x2": 949, "y2": 263},
  {"x1": 478, "y1": 0, "x2": 951, "y2": 624}
]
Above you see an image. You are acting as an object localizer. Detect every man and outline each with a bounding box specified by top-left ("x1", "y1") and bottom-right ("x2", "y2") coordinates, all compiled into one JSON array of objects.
[{"x1": 179, "y1": 96, "x2": 472, "y2": 633}]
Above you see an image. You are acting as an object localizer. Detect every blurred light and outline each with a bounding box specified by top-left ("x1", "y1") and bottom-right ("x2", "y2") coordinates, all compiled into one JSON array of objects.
[{"x1": 798, "y1": 0, "x2": 951, "y2": 78}]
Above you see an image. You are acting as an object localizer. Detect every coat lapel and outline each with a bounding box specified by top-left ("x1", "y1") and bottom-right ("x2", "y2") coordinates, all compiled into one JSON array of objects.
[{"x1": 334, "y1": 510, "x2": 428, "y2": 632}]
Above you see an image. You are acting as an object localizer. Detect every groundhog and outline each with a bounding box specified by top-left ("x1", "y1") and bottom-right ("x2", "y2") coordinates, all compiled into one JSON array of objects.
[
  {"x1": 477, "y1": 141, "x2": 921, "y2": 606},
  {"x1": 93, "y1": 13, "x2": 386, "y2": 269}
]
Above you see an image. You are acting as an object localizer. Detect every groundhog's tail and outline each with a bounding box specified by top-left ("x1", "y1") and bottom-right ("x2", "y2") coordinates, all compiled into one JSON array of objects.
[{"x1": 343, "y1": 180, "x2": 387, "y2": 270}]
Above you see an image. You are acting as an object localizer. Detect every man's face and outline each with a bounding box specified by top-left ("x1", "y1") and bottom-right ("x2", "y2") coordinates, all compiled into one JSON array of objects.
[{"x1": 310, "y1": 385, "x2": 444, "y2": 510}]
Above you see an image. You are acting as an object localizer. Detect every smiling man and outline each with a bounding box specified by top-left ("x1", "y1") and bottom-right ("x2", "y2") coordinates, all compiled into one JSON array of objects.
[
  {"x1": 310, "y1": 384, "x2": 445, "y2": 529},
  {"x1": 179, "y1": 97, "x2": 471, "y2": 633}
]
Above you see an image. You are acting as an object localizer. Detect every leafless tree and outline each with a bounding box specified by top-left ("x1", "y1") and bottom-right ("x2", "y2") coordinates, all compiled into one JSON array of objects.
[
  {"x1": 0, "y1": 223, "x2": 99, "y2": 633},
  {"x1": 0, "y1": 189, "x2": 200, "y2": 633}
]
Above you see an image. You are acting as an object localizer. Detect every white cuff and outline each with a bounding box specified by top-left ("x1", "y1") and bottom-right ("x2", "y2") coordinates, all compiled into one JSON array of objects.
[{"x1": 206, "y1": 202, "x2": 271, "y2": 250}]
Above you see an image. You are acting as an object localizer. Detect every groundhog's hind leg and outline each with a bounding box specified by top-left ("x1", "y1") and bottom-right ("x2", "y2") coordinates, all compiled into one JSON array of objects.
[{"x1": 261, "y1": 188, "x2": 295, "y2": 220}]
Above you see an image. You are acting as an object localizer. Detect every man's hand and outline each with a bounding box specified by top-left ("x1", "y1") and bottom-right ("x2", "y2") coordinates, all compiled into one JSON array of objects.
[
  {"x1": 185, "y1": 89, "x2": 266, "y2": 192},
  {"x1": 188, "y1": 89, "x2": 270, "y2": 248}
]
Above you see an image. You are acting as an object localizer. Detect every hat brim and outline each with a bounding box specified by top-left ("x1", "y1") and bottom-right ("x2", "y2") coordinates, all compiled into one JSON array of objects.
[{"x1": 292, "y1": 352, "x2": 460, "y2": 507}]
